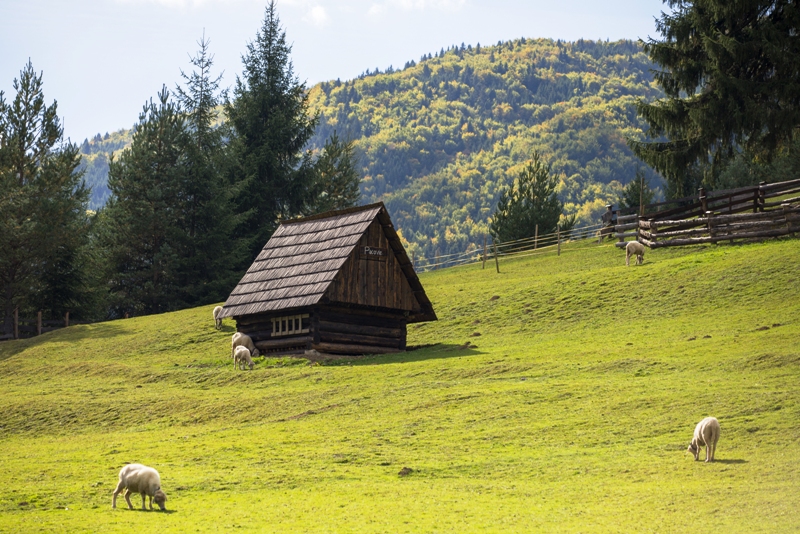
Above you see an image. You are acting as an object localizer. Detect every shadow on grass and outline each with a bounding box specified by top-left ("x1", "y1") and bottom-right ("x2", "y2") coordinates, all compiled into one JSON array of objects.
[
  {"x1": 343, "y1": 344, "x2": 485, "y2": 366},
  {"x1": 714, "y1": 459, "x2": 748, "y2": 464},
  {"x1": 0, "y1": 323, "x2": 132, "y2": 363},
  {"x1": 123, "y1": 509, "x2": 178, "y2": 514}
]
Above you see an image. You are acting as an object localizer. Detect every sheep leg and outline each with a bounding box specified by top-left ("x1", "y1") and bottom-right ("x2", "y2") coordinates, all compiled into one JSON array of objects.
[
  {"x1": 626, "y1": 251, "x2": 631, "y2": 266},
  {"x1": 124, "y1": 489, "x2": 134, "y2": 510},
  {"x1": 112, "y1": 483, "x2": 124, "y2": 508}
]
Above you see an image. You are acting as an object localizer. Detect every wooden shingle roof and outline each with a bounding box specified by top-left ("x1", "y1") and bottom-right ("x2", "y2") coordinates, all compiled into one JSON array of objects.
[{"x1": 220, "y1": 203, "x2": 436, "y2": 322}]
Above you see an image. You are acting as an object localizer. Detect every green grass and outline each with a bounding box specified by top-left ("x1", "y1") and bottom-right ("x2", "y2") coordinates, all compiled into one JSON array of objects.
[{"x1": 1, "y1": 238, "x2": 798, "y2": 532}]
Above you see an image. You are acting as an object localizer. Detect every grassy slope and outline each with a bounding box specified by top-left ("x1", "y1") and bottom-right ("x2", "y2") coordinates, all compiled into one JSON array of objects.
[{"x1": 0, "y1": 239, "x2": 798, "y2": 532}]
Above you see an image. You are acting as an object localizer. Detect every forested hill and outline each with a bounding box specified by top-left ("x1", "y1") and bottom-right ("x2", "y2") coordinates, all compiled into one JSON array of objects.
[
  {"x1": 307, "y1": 38, "x2": 661, "y2": 257},
  {"x1": 79, "y1": 38, "x2": 662, "y2": 257}
]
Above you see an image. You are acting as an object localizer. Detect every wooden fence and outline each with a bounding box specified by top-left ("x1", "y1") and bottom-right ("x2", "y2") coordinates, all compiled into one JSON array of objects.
[
  {"x1": 0, "y1": 310, "x2": 78, "y2": 342},
  {"x1": 601, "y1": 178, "x2": 800, "y2": 249},
  {"x1": 639, "y1": 202, "x2": 800, "y2": 248}
]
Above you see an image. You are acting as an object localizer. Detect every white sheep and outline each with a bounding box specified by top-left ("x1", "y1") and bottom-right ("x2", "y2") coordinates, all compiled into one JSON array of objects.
[
  {"x1": 626, "y1": 240, "x2": 645, "y2": 266},
  {"x1": 231, "y1": 332, "x2": 260, "y2": 359},
  {"x1": 112, "y1": 463, "x2": 167, "y2": 511},
  {"x1": 233, "y1": 345, "x2": 255, "y2": 370},
  {"x1": 213, "y1": 306, "x2": 224, "y2": 330},
  {"x1": 687, "y1": 416, "x2": 720, "y2": 462}
]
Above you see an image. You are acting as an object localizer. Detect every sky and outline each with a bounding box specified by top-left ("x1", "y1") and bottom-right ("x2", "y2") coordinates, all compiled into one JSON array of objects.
[{"x1": 1, "y1": 0, "x2": 667, "y2": 143}]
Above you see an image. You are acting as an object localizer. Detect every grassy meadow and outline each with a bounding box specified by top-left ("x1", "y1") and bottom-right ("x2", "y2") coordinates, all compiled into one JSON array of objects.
[{"x1": 0, "y1": 238, "x2": 798, "y2": 532}]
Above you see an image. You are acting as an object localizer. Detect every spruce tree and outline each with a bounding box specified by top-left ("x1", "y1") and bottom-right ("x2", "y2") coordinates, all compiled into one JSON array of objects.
[
  {"x1": 630, "y1": 0, "x2": 800, "y2": 193},
  {"x1": 174, "y1": 35, "x2": 245, "y2": 305},
  {"x1": 100, "y1": 87, "x2": 188, "y2": 316},
  {"x1": 0, "y1": 62, "x2": 90, "y2": 331},
  {"x1": 226, "y1": 0, "x2": 317, "y2": 257},
  {"x1": 308, "y1": 131, "x2": 361, "y2": 214},
  {"x1": 619, "y1": 168, "x2": 656, "y2": 212},
  {"x1": 489, "y1": 152, "x2": 563, "y2": 243}
]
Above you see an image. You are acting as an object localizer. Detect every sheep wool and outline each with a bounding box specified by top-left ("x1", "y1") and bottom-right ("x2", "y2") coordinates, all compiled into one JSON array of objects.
[
  {"x1": 112, "y1": 463, "x2": 167, "y2": 511},
  {"x1": 688, "y1": 417, "x2": 720, "y2": 462},
  {"x1": 231, "y1": 332, "x2": 260, "y2": 359},
  {"x1": 213, "y1": 306, "x2": 224, "y2": 330},
  {"x1": 234, "y1": 345, "x2": 255, "y2": 370},
  {"x1": 626, "y1": 240, "x2": 646, "y2": 266}
]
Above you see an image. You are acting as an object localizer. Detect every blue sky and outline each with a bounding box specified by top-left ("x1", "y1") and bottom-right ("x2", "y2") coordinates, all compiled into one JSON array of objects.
[{"x1": 1, "y1": 0, "x2": 666, "y2": 143}]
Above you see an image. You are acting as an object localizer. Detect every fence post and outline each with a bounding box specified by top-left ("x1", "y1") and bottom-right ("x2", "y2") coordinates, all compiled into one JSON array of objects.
[
  {"x1": 706, "y1": 211, "x2": 715, "y2": 243},
  {"x1": 557, "y1": 227, "x2": 561, "y2": 256},
  {"x1": 13, "y1": 307, "x2": 19, "y2": 340},
  {"x1": 758, "y1": 181, "x2": 766, "y2": 212},
  {"x1": 37, "y1": 311, "x2": 42, "y2": 336},
  {"x1": 492, "y1": 239, "x2": 500, "y2": 273},
  {"x1": 482, "y1": 235, "x2": 487, "y2": 269},
  {"x1": 534, "y1": 224, "x2": 538, "y2": 250},
  {"x1": 783, "y1": 202, "x2": 792, "y2": 235},
  {"x1": 65, "y1": 311, "x2": 70, "y2": 328},
  {"x1": 699, "y1": 187, "x2": 708, "y2": 214}
]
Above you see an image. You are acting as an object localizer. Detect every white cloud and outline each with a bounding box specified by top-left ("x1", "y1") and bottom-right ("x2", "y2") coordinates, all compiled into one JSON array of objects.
[{"x1": 305, "y1": 5, "x2": 329, "y2": 27}]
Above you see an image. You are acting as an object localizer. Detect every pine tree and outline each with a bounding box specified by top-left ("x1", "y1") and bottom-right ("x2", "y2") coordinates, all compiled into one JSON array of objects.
[
  {"x1": 0, "y1": 62, "x2": 90, "y2": 331},
  {"x1": 618, "y1": 168, "x2": 656, "y2": 212},
  {"x1": 174, "y1": 34, "x2": 245, "y2": 305},
  {"x1": 309, "y1": 131, "x2": 361, "y2": 214},
  {"x1": 100, "y1": 87, "x2": 188, "y2": 316},
  {"x1": 489, "y1": 152, "x2": 563, "y2": 243},
  {"x1": 630, "y1": 0, "x2": 800, "y2": 193},
  {"x1": 226, "y1": 0, "x2": 317, "y2": 257}
]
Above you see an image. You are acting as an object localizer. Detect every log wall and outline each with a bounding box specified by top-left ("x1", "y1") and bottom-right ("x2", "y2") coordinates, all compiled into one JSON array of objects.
[{"x1": 235, "y1": 304, "x2": 407, "y2": 356}]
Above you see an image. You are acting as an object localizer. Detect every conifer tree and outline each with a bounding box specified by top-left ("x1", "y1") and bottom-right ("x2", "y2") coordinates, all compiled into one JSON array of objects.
[
  {"x1": 619, "y1": 168, "x2": 656, "y2": 212},
  {"x1": 309, "y1": 131, "x2": 361, "y2": 214},
  {"x1": 100, "y1": 87, "x2": 188, "y2": 316},
  {"x1": 631, "y1": 0, "x2": 800, "y2": 193},
  {"x1": 489, "y1": 152, "x2": 563, "y2": 243},
  {"x1": 226, "y1": 0, "x2": 317, "y2": 257},
  {"x1": 174, "y1": 35, "x2": 245, "y2": 304},
  {"x1": 0, "y1": 62, "x2": 90, "y2": 330}
]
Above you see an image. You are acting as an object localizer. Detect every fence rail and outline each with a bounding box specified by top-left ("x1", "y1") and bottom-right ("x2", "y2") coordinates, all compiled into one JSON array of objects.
[
  {"x1": 0, "y1": 310, "x2": 80, "y2": 341},
  {"x1": 639, "y1": 202, "x2": 800, "y2": 248},
  {"x1": 413, "y1": 221, "x2": 607, "y2": 273}
]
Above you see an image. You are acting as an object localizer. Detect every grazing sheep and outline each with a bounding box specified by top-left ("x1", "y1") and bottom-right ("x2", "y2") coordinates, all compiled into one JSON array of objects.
[
  {"x1": 233, "y1": 345, "x2": 255, "y2": 370},
  {"x1": 213, "y1": 306, "x2": 224, "y2": 330},
  {"x1": 231, "y1": 332, "x2": 259, "y2": 359},
  {"x1": 687, "y1": 416, "x2": 720, "y2": 462},
  {"x1": 626, "y1": 240, "x2": 646, "y2": 266},
  {"x1": 112, "y1": 463, "x2": 167, "y2": 511}
]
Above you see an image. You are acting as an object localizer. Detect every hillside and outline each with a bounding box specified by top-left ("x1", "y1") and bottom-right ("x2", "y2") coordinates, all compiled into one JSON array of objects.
[
  {"x1": 77, "y1": 38, "x2": 661, "y2": 248},
  {"x1": 1, "y1": 238, "x2": 798, "y2": 532},
  {"x1": 308, "y1": 38, "x2": 662, "y2": 257}
]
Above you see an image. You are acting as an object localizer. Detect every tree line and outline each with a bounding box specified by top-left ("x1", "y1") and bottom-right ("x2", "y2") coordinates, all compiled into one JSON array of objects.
[{"x1": 0, "y1": 2, "x2": 360, "y2": 329}]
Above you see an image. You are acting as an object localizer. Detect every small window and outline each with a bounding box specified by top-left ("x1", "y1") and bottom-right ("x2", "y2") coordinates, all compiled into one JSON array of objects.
[{"x1": 271, "y1": 314, "x2": 310, "y2": 337}]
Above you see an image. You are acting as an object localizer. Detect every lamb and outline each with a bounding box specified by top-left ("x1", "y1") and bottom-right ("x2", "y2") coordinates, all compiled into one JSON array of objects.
[
  {"x1": 233, "y1": 345, "x2": 255, "y2": 370},
  {"x1": 625, "y1": 240, "x2": 646, "y2": 266},
  {"x1": 687, "y1": 416, "x2": 720, "y2": 462},
  {"x1": 213, "y1": 306, "x2": 224, "y2": 330},
  {"x1": 231, "y1": 332, "x2": 260, "y2": 359},
  {"x1": 112, "y1": 463, "x2": 167, "y2": 511}
]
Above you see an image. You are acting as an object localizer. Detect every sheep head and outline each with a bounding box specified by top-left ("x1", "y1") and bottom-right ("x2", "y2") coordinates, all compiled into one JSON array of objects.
[
  {"x1": 252, "y1": 348, "x2": 260, "y2": 358},
  {"x1": 154, "y1": 489, "x2": 167, "y2": 511},
  {"x1": 687, "y1": 442, "x2": 699, "y2": 460}
]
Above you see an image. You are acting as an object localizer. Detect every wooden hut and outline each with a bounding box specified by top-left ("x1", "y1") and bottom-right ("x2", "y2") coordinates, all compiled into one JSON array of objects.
[{"x1": 218, "y1": 202, "x2": 436, "y2": 356}]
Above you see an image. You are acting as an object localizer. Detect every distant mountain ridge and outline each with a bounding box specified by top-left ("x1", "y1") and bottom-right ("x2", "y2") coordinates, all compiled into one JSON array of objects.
[{"x1": 78, "y1": 38, "x2": 662, "y2": 257}]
